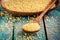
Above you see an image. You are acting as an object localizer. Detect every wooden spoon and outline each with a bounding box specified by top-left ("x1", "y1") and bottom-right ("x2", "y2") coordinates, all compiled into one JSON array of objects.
[
  {"x1": 22, "y1": 0, "x2": 56, "y2": 33},
  {"x1": 35, "y1": 0, "x2": 56, "y2": 24}
]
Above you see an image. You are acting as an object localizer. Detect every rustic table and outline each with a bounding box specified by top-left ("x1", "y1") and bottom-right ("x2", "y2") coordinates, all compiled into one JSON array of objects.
[{"x1": 0, "y1": 1, "x2": 60, "y2": 40}]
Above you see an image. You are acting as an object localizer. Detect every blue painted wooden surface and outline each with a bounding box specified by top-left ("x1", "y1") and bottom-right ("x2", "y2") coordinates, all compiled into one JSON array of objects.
[
  {"x1": 44, "y1": 5, "x2": 60, "y2": 40},
  {"x1": 0, "y1": 16, "x2": 13, "y2": 40},
  {"x1": 0, "y1": 4, "x2": 60, "y2": 40},
  {"x1": 0, "y1": 11, "x2": 46, "y2": 40}
]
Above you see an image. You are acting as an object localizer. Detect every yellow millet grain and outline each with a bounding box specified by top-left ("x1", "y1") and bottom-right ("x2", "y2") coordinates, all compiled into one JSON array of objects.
[{"x1": 4, "y1": 0, "x2": 51, "y2": 12}]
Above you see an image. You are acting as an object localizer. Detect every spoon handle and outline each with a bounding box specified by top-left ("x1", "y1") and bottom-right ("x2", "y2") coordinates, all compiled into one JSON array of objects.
[{"x1": 35, "y1": 0, "x2": 56, "y2": 23}]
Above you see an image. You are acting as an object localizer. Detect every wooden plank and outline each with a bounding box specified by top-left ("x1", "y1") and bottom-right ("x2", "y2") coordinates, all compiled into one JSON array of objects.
[
  {"x1": 0, "y1": 12, "x2": 13, "y2": 40},
  {"x1": 44, "y1": 5, "x2": 60, "y2": 40}
]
